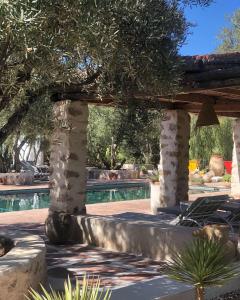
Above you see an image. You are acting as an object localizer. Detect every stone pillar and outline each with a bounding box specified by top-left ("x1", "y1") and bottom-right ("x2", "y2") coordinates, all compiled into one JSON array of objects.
[
  {"x1": 231, "y1": 119, "x2": 240, "y2": 198},
  {"x1": 151, "y1": 110, "x2": 190, "y2": 213},
  {"x1": 49, "y1": 100, "x2": 88, "y2": 214}
]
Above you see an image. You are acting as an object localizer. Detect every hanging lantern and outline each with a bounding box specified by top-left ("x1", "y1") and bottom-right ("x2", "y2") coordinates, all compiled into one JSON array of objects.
[{"x1": 196, "y1": 102, "x2": 219, "y2": 128}]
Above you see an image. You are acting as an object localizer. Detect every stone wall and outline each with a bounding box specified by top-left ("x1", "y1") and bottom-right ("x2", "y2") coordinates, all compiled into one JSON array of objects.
[
  {"x1": 50, "y1": 100, "x2": 88, "y2": 214},
  {"x1": 0, "y1": 231, "x2": 46, "y2": 300},
  {"x1": 87, "y1": 168, "x2": 140, "y2": 180},
  {"x1": 156, "y1": 110, "x2": 190, "y2": 210},
  {"x1": 76, "y1": 215, "x2": 194, "y2": 261},
  {"x1": 0, "y1": 172, "x2": 34, "y2": 185},
  {"x1": 231, "y1": 119, "x2": 240, "y2": 198}
]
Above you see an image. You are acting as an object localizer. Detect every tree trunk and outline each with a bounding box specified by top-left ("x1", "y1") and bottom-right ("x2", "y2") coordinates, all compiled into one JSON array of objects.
[
  {"x1": 196, "y1": 287, "x2": 205, "y2": 300},
  {"x1": 45, "y1": 100, "x2": 88, "y2": 244},
  {"x1": 26, "y1": 143, "x2": 32, "y2": 161},
  {"x1": 14, "y1": 139, "x2": 26, "y2": 172}
]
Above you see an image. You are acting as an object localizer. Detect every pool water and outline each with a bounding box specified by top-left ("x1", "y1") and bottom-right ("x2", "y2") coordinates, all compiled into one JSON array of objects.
[{"x1": 0, "y1": 185, "x2": 150, "y2": 213}]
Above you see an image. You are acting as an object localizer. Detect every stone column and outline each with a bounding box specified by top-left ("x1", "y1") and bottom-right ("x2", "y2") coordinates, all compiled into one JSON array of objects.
[
  {"x1": 49, "y1": 100, "x2": 88, "y2": 213},
  {"x1": 151, "y1": 110, "x2": 190, "y2": 213},
  {"x1": 231, "y1": 119, "x2": 240, "y2": 198},
  {"x1": 45, "y1": 100, "x2": 88, "y2": 243}
]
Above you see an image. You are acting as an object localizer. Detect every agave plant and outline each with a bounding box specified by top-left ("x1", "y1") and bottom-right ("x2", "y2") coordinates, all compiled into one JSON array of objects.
[
  {"x1": 167, "y1": 238, "x2": 237, "y2": 300},
  {"x1": 26, "y1": 275, "x2": 112, "y2": 300}
]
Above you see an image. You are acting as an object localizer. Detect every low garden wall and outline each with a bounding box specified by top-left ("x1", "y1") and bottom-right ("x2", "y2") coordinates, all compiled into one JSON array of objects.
[
  {"x1": 87, "y1": 168, "x2": 140, "y2": 180},
  {"x1": 76, "y1": 215, "x2": 195, "y2": 261},
  {"x1": 0, "y1": 231, "x2": 46, "y2": 300},
  {"x1": 0, "y1": 171, "x2": 34, "y2": 185}
]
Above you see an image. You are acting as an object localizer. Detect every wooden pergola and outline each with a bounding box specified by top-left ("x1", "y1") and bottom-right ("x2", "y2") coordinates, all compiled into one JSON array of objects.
[
  {"x1": 53, "y1": 52, "x2": 240, "y2": 118},
  {"x1": 46, "y1": 52, "x2": 240, "y2": 242},
  {"x1": 162, "y1": 52, "x2": 240, "y2": 118}
]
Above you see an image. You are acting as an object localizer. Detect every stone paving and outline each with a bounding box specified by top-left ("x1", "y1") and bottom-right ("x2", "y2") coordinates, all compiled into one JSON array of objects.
[{"x1": 0, "y1": 199, "x2": 169, "y2": 290}]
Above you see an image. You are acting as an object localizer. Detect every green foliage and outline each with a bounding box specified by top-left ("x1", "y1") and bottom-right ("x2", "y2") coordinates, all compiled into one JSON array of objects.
[
  {"x1": 26, "y1": 276, "x2": 111, "y2": 300},
  {"x1": 0, "y1": 0, "x2": 216, "y2": 144},
  {"x1": 149, "y1": 174, "x2": 160, "y2": 183},
  {"x1": 87, "y1": 106, "x2": 123, "y2": 169},
  {"x1": 87, "y1": 105, "x2": 161, "y2": 168},
  {"x1": 217, "y1": 9, "x2": 240, "y2": 53},
  {"x1": 0, "y1": 0, "x2": 191, "y2": 143},
  {"x1": 189, "y1": 116, "x2": 233, "y2": 168},
  {"x1": 223, "y1": 174, "x2": 231, "y2": 183},
  {"x1": 190, "y1": 177, "x2": 204, "y2": 185},
  {"x1": 167, "y1": 238, "x2": 237, "y2": 300}
]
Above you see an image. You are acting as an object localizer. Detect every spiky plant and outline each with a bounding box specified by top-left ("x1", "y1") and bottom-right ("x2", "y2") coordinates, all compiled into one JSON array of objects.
[
  {"x1": 26, "y1": 275, "x2": 112, "y2": 300},
  {"x1": 167, "y1": 238, "x2": 238, "y2": 300}
]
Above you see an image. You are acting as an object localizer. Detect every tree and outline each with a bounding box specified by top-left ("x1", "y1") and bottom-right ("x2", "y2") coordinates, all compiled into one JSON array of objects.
[
  {"x1": 88, "y1": 104, "x2": 161, "y2": 169},
  {"x1": 0, "y1": 0, "x2": 191, "y2": 145},
  {"x1": 87, "y1": 106, "x2": 124, "y2": 169},
  {"x1": 217, "y1": 9, "x2": 240, "y2": 53}
]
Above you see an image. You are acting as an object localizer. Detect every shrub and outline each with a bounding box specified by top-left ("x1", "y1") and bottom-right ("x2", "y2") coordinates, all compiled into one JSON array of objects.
[
  {"x1": 167, "y1": 238, "x2": 237, "y2": 300},
  {"x1": 190, "y1": 177, "x2": 204, "y2": 185},
  {"x1": 223, "y1": 174, "x2": 231, "y2": 183}
]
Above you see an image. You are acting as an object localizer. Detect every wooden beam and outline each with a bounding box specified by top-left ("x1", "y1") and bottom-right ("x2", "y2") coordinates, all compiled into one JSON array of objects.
[
  {"x1": 190, "y1": 112, "x2": 240, "y2": 118},
  {"x1": 182, "y1": 77, "x2": 240, "y2": 92},
  {"x1": 184, "y1": 66, "x2": 240, "y2": 83},
  {"x1": 176, "y1": 103, "x2": 240, "y2": 113},
  {"x1": 190, "y1": 89, "x2": 240, "y2": 101},
  {"x1": 214, "y1": 87, "x2": 240, "y2": 96},
  {"x1": 166, "y1": 93, "x2": 238, "y2": 105}
]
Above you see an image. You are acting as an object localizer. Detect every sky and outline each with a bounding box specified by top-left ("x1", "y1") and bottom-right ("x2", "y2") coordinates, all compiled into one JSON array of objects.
[{"x1": 180, "y1": 0, "x2": 240, "y2": 55}]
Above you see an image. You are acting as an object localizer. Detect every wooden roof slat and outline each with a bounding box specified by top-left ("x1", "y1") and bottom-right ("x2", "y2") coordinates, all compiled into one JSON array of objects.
[{"x1": 178, "y1": 103, "x2": 240, "y2": 113}]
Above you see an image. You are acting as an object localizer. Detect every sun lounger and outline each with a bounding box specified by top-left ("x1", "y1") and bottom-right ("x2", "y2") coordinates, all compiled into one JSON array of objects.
[{"x1": 170, "y1": 195, "x2": 230, "y2": 227}]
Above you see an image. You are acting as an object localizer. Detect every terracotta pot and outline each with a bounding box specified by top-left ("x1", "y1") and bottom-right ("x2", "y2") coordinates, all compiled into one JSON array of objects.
[{"x1": 209, "y1": 154, "x2": 224, "y2": 176}]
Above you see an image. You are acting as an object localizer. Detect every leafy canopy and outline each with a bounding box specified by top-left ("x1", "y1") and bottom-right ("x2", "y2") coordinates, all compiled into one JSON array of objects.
[{"x1": 0, "y1": 0, "x2": 214, "y2": 144}]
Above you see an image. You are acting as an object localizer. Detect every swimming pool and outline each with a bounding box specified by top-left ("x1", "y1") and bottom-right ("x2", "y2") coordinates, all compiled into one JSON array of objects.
[
  {"x1": 0, "y1": 184, "x2": 150, "y2": 213},
  {"x1": 0, "y1": 182, "x2": 230, "y2": 213}
]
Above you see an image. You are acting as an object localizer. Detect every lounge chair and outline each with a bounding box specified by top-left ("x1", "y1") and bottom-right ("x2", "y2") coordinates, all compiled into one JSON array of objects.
[
  {"x1": 170, "y1": 195, "x2": 230, "y2": 227},
  {"x1": 218, "y1": 201, "x2": 240, "y2": 232},
  {"x1": 21, "y1": 161, "x2": 49, "y2": 181}
]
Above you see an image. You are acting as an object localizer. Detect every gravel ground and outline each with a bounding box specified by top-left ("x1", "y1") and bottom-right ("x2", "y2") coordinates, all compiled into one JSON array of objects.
[{"x1": 212, "y1": 290, "x2": 240, "y2": 300}]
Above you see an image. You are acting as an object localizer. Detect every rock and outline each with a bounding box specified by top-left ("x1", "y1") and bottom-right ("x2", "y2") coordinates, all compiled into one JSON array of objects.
[
  {"x1": 211, "y1": 176, "x2": 223, "y2": 183},
  {"x1": 45, "y1": 211, "x2": 73, "y2": 244},
  {"x1": 45, "y1": 211, "x2": 82, "y2": 244},
  {"x1": 0, "y1": 236, "x2": 14, "y2": 257},
  {"x1": 193, "y1": 225, "x2": 238, "y2": 262},
  {"x1": 202, "y1": 170, "x2": 215, "y2": 183}
]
